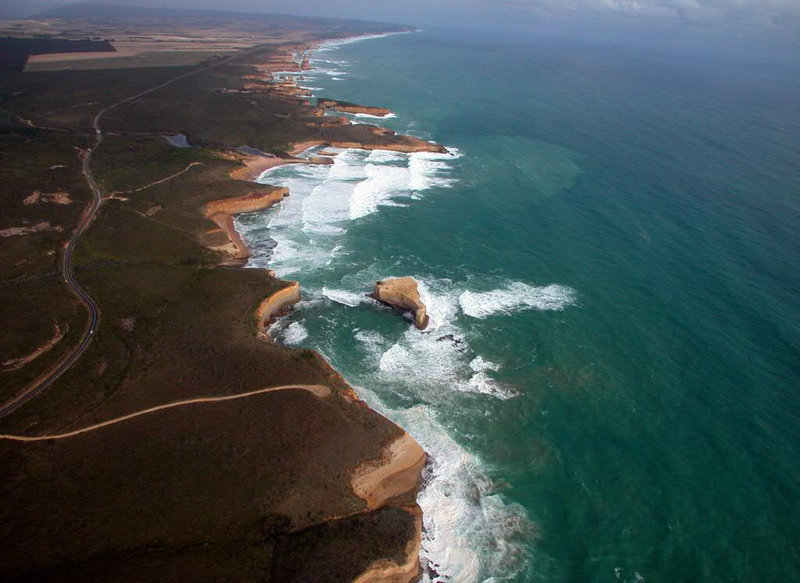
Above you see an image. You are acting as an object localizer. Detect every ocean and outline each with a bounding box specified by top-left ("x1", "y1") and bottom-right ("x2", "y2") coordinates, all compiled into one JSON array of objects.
[{"x1": 235, "y1": 30, "x2": 800, "y2": 581}]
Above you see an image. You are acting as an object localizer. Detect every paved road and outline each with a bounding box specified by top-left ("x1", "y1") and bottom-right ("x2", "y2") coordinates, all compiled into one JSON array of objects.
[{"x1": 0, "y1": 47, "x2": 266, "y2": 418}]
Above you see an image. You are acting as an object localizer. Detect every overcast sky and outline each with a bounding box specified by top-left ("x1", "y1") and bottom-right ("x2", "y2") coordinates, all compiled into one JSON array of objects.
[
  {"x1": 122, "y1": 0, "x2": 799, "y2": 29},
  {"x1": 17, "y1": 0, "x2": 799, "y2": 56},
  {"x1": 103, "y1": 0, "x2": 796, "y2": 52}
]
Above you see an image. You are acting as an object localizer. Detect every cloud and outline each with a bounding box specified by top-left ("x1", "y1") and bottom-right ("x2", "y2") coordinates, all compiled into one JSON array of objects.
[
  {"x1": 86, "y1": 0, "x2": 800, "y2": 35},
  {"x1": 481, "y1": 0, "x2": 799, "y2": 27}
]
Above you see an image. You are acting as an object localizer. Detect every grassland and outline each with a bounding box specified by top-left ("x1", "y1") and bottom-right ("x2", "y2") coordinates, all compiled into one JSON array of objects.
[{"x1": 0, "y1": 11, "x2": 423, "y2": 582}]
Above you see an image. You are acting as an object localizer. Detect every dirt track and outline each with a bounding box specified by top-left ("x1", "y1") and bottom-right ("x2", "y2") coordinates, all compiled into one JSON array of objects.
[{"x1": 0, "y1": 384, "x2": 331, "y2": 441}]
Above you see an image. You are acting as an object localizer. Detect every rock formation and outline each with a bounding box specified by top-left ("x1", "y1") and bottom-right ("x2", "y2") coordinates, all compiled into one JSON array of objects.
[
  {"x1": 204, "y1": 187, "x2": 288, "y2": 217},
  {"x1": 256, "y1": 281, "x2": 301, "y2": 327},
  {"x1": 317, "y1": 98, "x2": 392, "y2": 117},
  {"x1": 372, "y1": 277, "x2": 430, "y2": 330},
  {"x1": 203, "y1": 187, "x2": 289, "y2": 262}
]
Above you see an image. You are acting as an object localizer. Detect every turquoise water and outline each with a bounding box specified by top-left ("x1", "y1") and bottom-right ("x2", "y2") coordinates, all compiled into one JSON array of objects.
[{"x1": 236, "y1": 31, "x2": 800, "y2": 581}]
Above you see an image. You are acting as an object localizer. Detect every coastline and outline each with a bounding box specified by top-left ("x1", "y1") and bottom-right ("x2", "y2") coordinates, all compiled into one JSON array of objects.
[
  {"x1": 212, "y1": 33, "x2": 432, "y2": 581},
  {"x1": 228, "y1": 151, "x2": 334, "y2": 182},
  {"x1": 203, "y1": 186, "x2": 289, "y2": 261},
  {"x1": 0, "y1": 22, "x2": 440, "y2": 583}
]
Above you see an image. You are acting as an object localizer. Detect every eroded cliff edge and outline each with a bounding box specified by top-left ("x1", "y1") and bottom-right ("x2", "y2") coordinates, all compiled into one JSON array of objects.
[{"x1": 0, "y1": 25, "x2": 428, "y2": 583}]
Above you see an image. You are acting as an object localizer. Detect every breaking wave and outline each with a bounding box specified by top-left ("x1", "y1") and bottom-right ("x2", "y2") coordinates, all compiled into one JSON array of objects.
[
  {"x1": 460, "y1": 281, "x2": 577, "y2": 318},
  {"x1": 322, "y1": 287, "x2": 365, "y2": 307},
  {"x1": 353, "y1": 388, "x2": 533, "y2": 583},
  {"x1": 234, "y1": 36, "x2": 548, "y2": 581}
]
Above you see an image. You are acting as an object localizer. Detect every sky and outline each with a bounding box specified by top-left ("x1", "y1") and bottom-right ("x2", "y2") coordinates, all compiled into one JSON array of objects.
[
  {"x1": 7, "y1": 0, "x2": 799, "y2": 57},
  {"x1": 99, "y1": 0, "x2": 798, "y2": 56},
  {"x1": 105, "y1": 0, "x2": 800, "y2": 29}
]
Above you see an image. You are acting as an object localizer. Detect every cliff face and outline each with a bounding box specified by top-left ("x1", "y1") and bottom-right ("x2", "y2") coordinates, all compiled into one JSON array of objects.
[
  {"x1": 317, "y1": 98, "x2": 391, "y2": 117},
  {"x1": 204, "y1": 187, "x2": 288, "y2": 216},
  {"x1": 326, "y1": 137, "x2": 447, "y2": 154},
  {"x1": 373, "y1": 277, "x2": 430, "y2": 330},
  {"x1": 256, "y1": 281, "x2": 301, "y2": 325},
  {"x1": 203, "y1": 188, "x2": 289, "y2": 263},
  {"x1": 289, "y1": 133, "x2": 447, "y2": 155}
]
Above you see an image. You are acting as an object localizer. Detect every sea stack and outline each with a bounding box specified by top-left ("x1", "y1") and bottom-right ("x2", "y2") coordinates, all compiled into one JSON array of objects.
[{"x1": 373, "y1": 277, "x2": 430, "y2": 330}]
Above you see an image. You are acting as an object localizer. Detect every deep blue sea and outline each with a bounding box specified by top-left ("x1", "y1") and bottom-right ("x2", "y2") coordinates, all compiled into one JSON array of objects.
[{"x1": 236, "y1": 30, "x2": 800, "y2": 582}]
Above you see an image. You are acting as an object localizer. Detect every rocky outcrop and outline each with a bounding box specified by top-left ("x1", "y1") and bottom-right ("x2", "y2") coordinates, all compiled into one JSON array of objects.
[
  {"x1": 203, "y1": 188, "x2": 289, "y2": 261},
  {"x1": 308, "y1": 156, "x2": 334, "y2": 165},
  {"x1": 204, "y1": 187, "x2": 288, "y2": 217},
  {"x1": 330, "y1": 139, "x2": 446, "y2": 154},
  {"x1": 291, "y1": 134, "x2": 447, "y2": 155},
  {"x1": 256, "y1": 281, "x2": 301, "y2": 326},
  {"x1": 372, "y1": 277, "x2": 430, "y2": 330},
  {"x1": 317, "y1": 98, "x2": 391, "y2": 117}
]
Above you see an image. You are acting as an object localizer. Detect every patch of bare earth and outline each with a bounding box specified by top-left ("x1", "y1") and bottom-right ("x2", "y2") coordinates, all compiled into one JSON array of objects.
[
  {"x1": 0, "y1": 222, "x2": 63, "y2": 237},
  {"x1": 23, "y1": 190, "x2": 73, "y2": 205},
  {"x1": 1, "y1": 324, "x2": 67, "y2": 372}
]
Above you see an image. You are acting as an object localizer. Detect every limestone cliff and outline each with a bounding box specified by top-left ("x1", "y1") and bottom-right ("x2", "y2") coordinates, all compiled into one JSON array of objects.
[
  {"x1": 203, "y1": 188, "x2": 288, "y2": 262},
  {"x1": 256, "y1": 281, "x2": 301, "y2": 326},
  {"x1": 204, "y1": 187, "x2": 288, "y2": 217},
  {"x1": 317, "y1": 98, "x2": 391, "y2": 117},
  {"x1": 373, "y1": 277, "x2": 430, "y2": 330}
]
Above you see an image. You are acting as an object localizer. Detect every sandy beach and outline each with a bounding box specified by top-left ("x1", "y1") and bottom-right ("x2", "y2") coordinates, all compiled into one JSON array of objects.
[{"x1": 229, "y1": 154, "x2": 305, "y2": 181}]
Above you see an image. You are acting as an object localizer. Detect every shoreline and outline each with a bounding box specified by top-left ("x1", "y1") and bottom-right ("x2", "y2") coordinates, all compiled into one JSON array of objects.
[
  {"x1": 0, "y1": 23, "x2": 434, "y2": 583},
  {"x1": 228, "y1": 151, "x2": 335, "y2": 182},
  {"x1": 213, "y1": 34, "x2": 429, "y2": 581},
  {"x1": 203, "y1": 186, "x2": 289, "y2": 262}
]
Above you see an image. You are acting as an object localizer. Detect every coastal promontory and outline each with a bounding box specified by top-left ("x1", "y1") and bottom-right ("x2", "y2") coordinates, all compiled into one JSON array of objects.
[{"x1": 317, "y1": 98, "x2": 392, "y2": 117}]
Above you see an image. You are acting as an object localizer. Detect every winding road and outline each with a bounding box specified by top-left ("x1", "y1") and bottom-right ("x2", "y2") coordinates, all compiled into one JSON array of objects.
[{"x1": 0, "y1": 47, "x2": 266, "y2": 419}]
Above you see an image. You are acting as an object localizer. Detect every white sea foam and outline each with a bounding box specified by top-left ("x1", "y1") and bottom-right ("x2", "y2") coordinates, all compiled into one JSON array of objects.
[
  {"x1": 313, "y1": 31, "x2": 411, "y2": 53},
  {"x1": 366, "y1": 149, "x2": 406, "y2": 163},
  {"x1": 349, "y1": 163, "x2": 411, "y2": 219},
  {"x1": 467, "y1": 356, "x2": 514, "y2": 399},
  {"x1": 326, "y1": 148, "x2": 366, "y2": 181},
  {"x1": 280, "y1": 321, "x2": 308, "y2": 345},
  {"x1": 351, "y1": 389, "x2": 532, "y2": 582},
  {"x1": 235, "y1": 38, "x2": 532, "y2": 577},
  {"x1": 269, "y1": 70, "x2": 303, "y2": 77},
  {"x1": 459, "y1": 281, "x2": 577, "y2": 318},
  {"x1": 302, "y1": 223, "x2": 345, "y2": 236},
  {"x1": 249, "y1": 146, "x2": 457, "y2": 229},
  {"x1": 354, "y1": 328, "x2": 390, "y2": 361},
  {"x1": 322, "y1": 287, "x2": 364, "y2": 307},
  {"x1": 354, "y1": 112, "x2": 398, "y2": 119},
  {"x1": 376, "y1": 279, "x2": 517, "y2": 400}
]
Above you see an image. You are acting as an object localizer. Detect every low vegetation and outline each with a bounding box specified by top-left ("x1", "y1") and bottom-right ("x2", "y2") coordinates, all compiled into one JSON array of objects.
[{"x1": 0, "y1": 11, "x2": 420, "y2": 582}]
